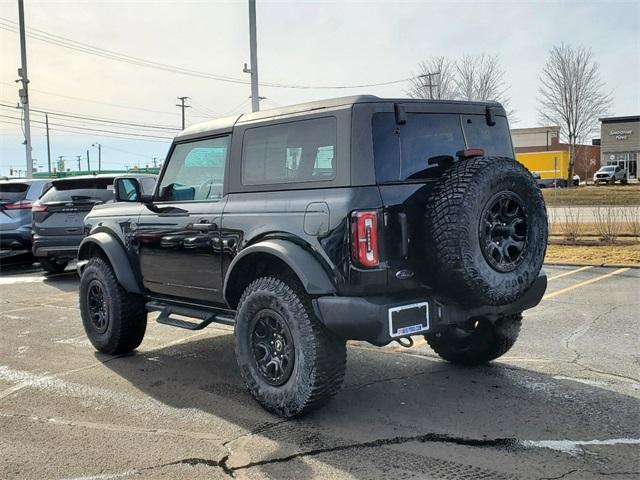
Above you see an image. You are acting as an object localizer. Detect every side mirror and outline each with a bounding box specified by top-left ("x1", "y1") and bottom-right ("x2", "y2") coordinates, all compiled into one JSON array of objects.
[{"x1": 114, "y1": 177, "x2": 142, "y2": 203}]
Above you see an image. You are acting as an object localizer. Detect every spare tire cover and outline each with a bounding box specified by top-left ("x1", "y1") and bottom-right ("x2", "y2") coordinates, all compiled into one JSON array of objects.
[{"x1": 423, "y1": 156, "x2": 548, "y2": 306}]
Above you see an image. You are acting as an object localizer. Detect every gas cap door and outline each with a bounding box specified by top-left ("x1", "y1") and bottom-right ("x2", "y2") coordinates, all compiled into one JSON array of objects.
[{"x1": 304, "y1": 202, "x2": 330, "y2": 236}]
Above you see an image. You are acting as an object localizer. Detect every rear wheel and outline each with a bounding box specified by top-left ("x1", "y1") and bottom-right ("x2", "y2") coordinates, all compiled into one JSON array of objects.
[
  {"x1": 79, "y1": 257, "x2": 147, "y2": 354},
  {"x1": 425, "y1": 313, "x2": 522, "y2": 365},
  {"x1": 234, "y1": 276, "x2": 346, "y2": 417},
  {"x1": 39, "y1": 257, "x2": 68, "y2": 274}
]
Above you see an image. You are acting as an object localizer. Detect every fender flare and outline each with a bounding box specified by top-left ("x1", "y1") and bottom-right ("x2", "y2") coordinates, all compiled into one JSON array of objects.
[
  {"x1": 223, "y1": 239, "x2": 336, "y2": 305},
  {"x1": 77, "y1": 232, "x2": 143, "y2": 294}
]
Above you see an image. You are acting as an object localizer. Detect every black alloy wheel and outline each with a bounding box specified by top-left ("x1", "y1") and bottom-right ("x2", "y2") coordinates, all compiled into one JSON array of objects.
[
  {"x1": 479, "y1": 192, "x2": 528, "y2": 273},
  {"x1": 87, "y1": 280, "x2": 109, "y2": 334},
  {"x1": 250, "y1": 309, "x2": 295, "y2": 386}
]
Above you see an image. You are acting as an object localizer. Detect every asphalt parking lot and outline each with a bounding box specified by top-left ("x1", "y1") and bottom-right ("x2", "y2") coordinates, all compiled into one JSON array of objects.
[{"x1": 0, "y1": 261, "x2": 638, "y2": 480}]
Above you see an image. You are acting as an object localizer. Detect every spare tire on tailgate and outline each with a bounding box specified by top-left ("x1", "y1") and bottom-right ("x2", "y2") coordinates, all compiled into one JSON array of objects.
[{"x1": 424, "y1": 156, "x2": 547, "y2": 306}]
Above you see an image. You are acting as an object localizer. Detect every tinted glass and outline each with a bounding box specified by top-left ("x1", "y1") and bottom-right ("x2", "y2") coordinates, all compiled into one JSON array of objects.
[
  {"x1": 242, "y1": 117, "x2": 336, "y2": 185},
  {"x1": 140, "y1": 177, "x2": 156, "y2": 194},
  {"x1": 158, "y1": 136, "x2": 228, "y2": 202},
  {"x1": 39, "y1": 178, "x2": 115, "y2": 203},
  {"x1": 0, "y1": 183, "x2": 29, "y2": 203},
  {"x1": 373, "y1": 112, "x2": 513, "y2": 183},
  {"x1": 462, "y1": 115, "x2": 513, "y2": 157}
]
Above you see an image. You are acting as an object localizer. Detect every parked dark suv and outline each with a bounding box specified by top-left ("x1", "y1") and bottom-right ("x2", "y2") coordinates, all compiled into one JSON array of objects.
[
  {"x1": 77, "y1": 96, "x2": 548, "y2": 417},
  {"x1": 32, "y1": 174, "x2": 156, "y2": 274}
]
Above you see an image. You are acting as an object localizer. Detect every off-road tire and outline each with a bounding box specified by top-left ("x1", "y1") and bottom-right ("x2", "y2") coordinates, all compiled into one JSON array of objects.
[
  {"x1": 39, "y1": 257, "x2": 68, "y2": 274},
  {"x1": 426, "y1": 313, "x2": 522, "y2": 365},
  {"x1": 423, "y1": 156, "x2": 547, "y2": 306},
  {"x1": 79, "y1": 257, "x2": 147, "y2": 354},
  {"x1": 234, "y1": 276, "x2": 347, "y2": 417}
]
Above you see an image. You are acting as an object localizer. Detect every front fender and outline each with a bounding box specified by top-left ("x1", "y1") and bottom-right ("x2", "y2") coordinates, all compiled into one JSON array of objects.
[
  {"x1": 77, "y1": 232, "x2": 143, "y2": 294},
  {"x1": 223, "y1": 239, "x2": 336, "y2": 305}
]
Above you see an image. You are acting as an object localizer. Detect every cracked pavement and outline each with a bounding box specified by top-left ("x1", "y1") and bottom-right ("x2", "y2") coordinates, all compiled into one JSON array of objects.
[{"x1": 0, "y1": 262, "x2": 638, "y2": 479}]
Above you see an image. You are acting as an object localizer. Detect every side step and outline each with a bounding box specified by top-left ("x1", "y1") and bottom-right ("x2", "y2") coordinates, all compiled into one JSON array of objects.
[{"x1": 147, "y1": 301, "x2": 235, "y2": 331}]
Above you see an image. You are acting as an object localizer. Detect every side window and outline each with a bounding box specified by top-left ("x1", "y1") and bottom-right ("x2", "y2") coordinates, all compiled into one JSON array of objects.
[
  {"x1": 158, "y1": 136, "x2": 229, "y2": 202},
  {"x1": 241, "y1": 117, "x2": 336, "y2": 185}
]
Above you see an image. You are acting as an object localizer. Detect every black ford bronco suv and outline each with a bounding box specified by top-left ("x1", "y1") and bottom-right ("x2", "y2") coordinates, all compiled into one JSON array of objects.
[{"x1": 77, "y1": 96, "x2": 548, "y2": 417}]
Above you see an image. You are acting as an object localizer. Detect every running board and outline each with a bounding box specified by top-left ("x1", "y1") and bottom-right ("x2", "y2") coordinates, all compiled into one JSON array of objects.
[{"x1": 146, "y1": 301, "x2": 235, "y2": 331}]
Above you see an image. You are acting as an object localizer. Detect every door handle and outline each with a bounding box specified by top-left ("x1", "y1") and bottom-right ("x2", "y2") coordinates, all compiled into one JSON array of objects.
[{"x1": 191, "y1": 222, "x2": 217, "y2": 231}]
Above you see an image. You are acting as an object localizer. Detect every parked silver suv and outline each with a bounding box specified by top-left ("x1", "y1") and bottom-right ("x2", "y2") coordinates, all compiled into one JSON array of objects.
[{"x1": 593, "y1": 165, "x2": 628, "y2": 185}]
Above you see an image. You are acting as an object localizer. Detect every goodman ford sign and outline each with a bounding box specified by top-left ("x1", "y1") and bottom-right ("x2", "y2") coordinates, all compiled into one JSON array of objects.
[{"x1": 609, "y1": 129, "x2": 633, "y2": 140}]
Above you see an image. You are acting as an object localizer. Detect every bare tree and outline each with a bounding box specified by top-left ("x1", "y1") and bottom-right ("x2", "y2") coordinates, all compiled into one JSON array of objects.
[
  {"x1": 407, "y1": 56, "x2": 456, "y2": 100},
  {"x1": 454, "y1": 54, "x2": 514, "y2": 116},
  {"x1": 537, "y1": 44, "x2": 612, "y2": 182}
]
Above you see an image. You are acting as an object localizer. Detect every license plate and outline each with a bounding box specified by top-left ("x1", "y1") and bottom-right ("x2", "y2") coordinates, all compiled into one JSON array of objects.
[{"x1": 388, "y1": 302, "x2": 429, "y2": 338}]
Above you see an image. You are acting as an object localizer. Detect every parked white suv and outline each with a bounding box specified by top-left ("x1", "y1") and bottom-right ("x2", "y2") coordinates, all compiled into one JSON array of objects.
[{"x1": 593, "y1": 165, "x2": 627, "y2": 185}]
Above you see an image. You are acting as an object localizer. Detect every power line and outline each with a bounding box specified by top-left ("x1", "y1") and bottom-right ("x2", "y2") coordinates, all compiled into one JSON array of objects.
[
  {"x1": 0, "y1": 80, "x2": 210, "y2": 118},
  {"x1": 0, "y1": 117, "x2": 172, "y2": 143},
  {"x1": 0, "y1": 102, "x2": 179, "y2": 131},
  {"x1": 0, "y1": 113, "x2": 173, "y2": 139},
  {"x1": 0, "y1": 17, "x2": 411, "y2": 89}
]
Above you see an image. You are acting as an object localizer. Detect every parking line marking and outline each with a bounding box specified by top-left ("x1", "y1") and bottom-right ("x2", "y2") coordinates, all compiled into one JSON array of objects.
[
  {"x1": 543, "y1": 268, "x2": 630, "y2": 300},
  {"x1": 547, "y1": 266, "x2": 593, "y2": 281}
]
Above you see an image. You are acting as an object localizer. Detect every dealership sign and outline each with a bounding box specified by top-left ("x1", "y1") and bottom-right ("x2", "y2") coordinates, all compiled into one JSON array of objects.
[{"x1": 609, "y1": 129, "x2": 633, "y2": 140}]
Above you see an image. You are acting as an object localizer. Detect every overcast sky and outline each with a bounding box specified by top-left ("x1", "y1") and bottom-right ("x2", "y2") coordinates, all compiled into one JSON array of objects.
[{"x1": 1, "y1": 0, "x2": 638, "y2": 176}]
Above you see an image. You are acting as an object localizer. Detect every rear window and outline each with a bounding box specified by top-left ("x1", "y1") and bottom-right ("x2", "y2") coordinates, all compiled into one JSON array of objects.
[
  {"x1": 242, "y1": 117, "x2": 337, "y2": 185},
  {"x1": 0, "y1": 183, "x2": 29, "y2": 203},
  {"x1": 372, "y1": 113, "x2": 513, "y2": 183},
  {"x1": 39, "y1": 178, "x2": 115, "y2": 204}
]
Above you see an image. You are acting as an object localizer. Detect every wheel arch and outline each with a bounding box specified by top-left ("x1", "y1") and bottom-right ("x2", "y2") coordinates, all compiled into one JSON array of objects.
[
  {"x1": 223, "y1": 239, "x2": 336, "y2": 309},
  {"x1": 78, "y1": 232, "x2": 143, "y2": 294}
]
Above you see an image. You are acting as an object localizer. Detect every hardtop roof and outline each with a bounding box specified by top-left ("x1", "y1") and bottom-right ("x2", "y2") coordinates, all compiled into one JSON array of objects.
[{"x1": 176, "y1": 95, "x2": 503, "y2": 140}]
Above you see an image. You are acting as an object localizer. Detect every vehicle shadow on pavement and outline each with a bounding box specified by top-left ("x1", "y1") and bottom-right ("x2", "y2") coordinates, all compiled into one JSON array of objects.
[
  {"x1": 100, "y1": 333, "x2": 639, "y2": 479},
  {"x1": 42, "y1": 272, "x2": 80, "y2": 292}
]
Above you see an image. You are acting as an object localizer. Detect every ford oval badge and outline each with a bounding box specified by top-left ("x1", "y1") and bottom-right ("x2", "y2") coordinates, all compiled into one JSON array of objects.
[{"x1": 395, "y1": 269, "x2": 414, "y2": 280}]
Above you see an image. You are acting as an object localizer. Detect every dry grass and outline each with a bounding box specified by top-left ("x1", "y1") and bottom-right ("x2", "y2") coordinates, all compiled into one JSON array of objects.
[
  {"x1": 545, "y1": 244, "x2": 640, "y2": 265},
  {"x1": 543, "y1": 185, "x2": 640, "y2": 207}
]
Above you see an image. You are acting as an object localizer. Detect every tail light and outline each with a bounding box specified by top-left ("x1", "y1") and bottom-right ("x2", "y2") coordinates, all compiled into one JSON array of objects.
[
  {"x1": 31, "y1": 202, "x2": 48, "y2": 212},
  {"x1": 351, "y1": 210, "x2": 379, "y2": 268},
  {"x1": 4, "y1": 200, "x2": 33, "y2": 210}
]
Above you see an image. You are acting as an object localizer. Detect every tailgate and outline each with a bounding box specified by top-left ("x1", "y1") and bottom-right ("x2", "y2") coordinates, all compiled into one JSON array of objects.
[{"x1": 32, "y1": 202, "x2": 97, "y2": 236}]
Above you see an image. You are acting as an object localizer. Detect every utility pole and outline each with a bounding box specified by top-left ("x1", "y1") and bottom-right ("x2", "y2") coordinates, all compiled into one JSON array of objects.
[
  {"x1": 243, "y1": 0, "x2": 260, "y2": 112},
  {"x1": 17, "y1": 0, "x2": 33, "y2": 178},
  {"x1": 76, "y1": 155, "x2": 82, "y2": 172},
  {"x1": 152, "y1": 157, "x2": 158, "y2": 168},
  {"x1": 45, "y1": 113, "x2": 52, "y2": 176},
  {"x1": 418, "y1": 72, "x2": 440, "y2": 100},
  {"x1": 176, "y1": 96, "x2": 190, "y2": 130},
  {"x1": 92, "y1": 143, "x2": 101, "y2": 171},
  {"x1": 86, "y1": 149, "x2": 90, "y2": 172}
]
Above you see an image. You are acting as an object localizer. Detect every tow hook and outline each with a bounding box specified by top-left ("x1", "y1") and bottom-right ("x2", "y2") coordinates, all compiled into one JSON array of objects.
[{"x1": 395, "y1": 337, "x2": 414, "y2": 348}]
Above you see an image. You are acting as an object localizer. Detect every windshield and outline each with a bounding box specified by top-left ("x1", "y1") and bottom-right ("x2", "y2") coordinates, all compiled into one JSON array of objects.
[
  {"x1": 372, "y1": 112, "x2": 514, "y2": 183},
  {"x1": 39, "y1": 178, "x2": 115, "y2": 204},
  {"x1": 600, "y1": 166, "x2": 615, "y2": 172}
]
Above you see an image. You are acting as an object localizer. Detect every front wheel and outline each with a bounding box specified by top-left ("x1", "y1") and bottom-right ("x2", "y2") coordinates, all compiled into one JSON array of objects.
[
  {"x1": 425, "y1": 313, "x2": 522, "y2": 365},
  {"x1": 234, "y1": 276, "x2": 346, "y2": 417},
  {"x1": 79, "y1": 257, "x2": 147, "y2": 354}
]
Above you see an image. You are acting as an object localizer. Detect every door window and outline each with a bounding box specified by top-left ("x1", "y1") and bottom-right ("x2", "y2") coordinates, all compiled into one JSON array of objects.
[{"x1": 158, "y1": 136, "x2": 229, "y2": 202}]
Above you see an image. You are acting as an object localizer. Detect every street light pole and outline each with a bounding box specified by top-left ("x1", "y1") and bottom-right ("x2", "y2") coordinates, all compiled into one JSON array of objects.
[
  {"x1": 17, "y1": 0, "x2": 33, "y2": 179},
  {"x1": 245, "y1": 0, "x2": 260, "y2": 112}
]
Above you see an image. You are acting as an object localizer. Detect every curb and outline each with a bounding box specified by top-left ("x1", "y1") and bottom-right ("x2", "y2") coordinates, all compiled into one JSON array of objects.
[{"x1": 544, "y1": 261, "x2": 640, "y2": 269}]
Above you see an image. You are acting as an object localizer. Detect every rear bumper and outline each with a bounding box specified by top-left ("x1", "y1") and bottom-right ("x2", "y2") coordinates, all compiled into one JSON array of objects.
[
  {"x1": 0, "y1": 229, "x2": 32, "y2": 249},
  {"x1": 32, "y1": 235, "x2": 83, "y2": 259},
  {"x1": 313, "y1": 273, "x2": 547, "y2": 346}
]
